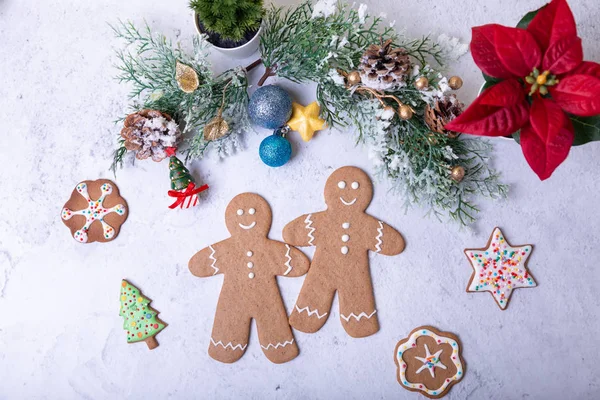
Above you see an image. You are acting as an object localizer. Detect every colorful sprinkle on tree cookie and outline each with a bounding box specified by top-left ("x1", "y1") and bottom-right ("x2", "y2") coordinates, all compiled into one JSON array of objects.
[
  {"x1": 61, "y1": 179, "x2": 128, "y2": 243},
  {"x1": 119, "y1": 280, "x2": 166, "y2": 350},
  {"x1": 464, "y1": 227, "x2": 536, "y2": 310},
  {"x1": 395, "y1": 326, "x2": 465, "y2": 399}
]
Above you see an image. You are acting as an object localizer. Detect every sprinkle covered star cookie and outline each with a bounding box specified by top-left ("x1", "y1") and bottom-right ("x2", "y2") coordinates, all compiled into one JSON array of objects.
[
  {"x1": 464, "y1": 227, "x2": 536, "y2": 310},
  {"x1": 61, "y1": 179, "x2": 128, "y2": 243},
  {"x1": 395, "y1": 326, "x2": 465, "y2": 399}
]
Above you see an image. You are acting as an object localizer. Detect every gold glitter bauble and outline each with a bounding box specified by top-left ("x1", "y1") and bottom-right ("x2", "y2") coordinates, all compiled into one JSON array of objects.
[
  {"x1": 448, "y1": 76, "x2": 463, "y2": 90},
  {"x1": 204, "y1": 114, "x2": 230, "y2": 141},
  {"x1": 399, "y1": 105, "x2": 413, "y2": 120},
  {"x1": 415, "y1": 76, "x2": 429, "y2": 90},
  {"x1": 450, "y1": 165, "x2": 466, "y2": 182},
  {"x1": 175, "y1": 61, "x2": 200, "y2": 93},
  {"x1": 346, "y1": 71, "x2": 362, "y2": 86}
]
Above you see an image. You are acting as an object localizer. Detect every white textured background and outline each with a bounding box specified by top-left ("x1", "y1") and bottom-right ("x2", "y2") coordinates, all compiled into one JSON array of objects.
[{"x1": 1, "y1": 0, "x2": 600, "y2": 399}]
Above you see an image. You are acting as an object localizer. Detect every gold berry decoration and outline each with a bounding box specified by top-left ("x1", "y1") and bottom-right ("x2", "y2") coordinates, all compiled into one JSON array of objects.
[
  {"x1": 448, "y1": 76, "x2": 463, "y2": 90},
  {"x1": 415, "y1": 76, "x2": 429, "y2": 90},
  {"x1": 399, "y1": 105, "x2": 413, "y2": 120},
  {"x1": 450, "y1": 165, "x2": 466, "y2": 182},
  {"x1": 346, "y1": 71, "x2": 362, "y2": 86}
]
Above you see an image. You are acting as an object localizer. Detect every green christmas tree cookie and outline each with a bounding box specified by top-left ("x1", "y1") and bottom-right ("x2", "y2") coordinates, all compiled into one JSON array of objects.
[
  {"x1": 119, "y1": 280, "x2": 166, "y2": 349},
  {"x1": 169, "y1": 156, "x2": 194, "y2": 190}
]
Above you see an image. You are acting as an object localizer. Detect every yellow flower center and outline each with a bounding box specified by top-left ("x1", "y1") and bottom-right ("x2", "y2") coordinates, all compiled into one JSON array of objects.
[{"x1": 525, "y1": 69, "x2": 558, "y2": 96}]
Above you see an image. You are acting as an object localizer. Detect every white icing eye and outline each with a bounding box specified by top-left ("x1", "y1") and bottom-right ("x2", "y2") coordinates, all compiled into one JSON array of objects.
[
  {"x1": 237, "y1": 209, "x2": 244, "y2": 216},
  {"x1": 351, "y1": 182, "x2": 359, "y2": 189},
  {"x1": 338, "y1": 181, "x2": 346, "y2": 189},
  {"x1": 248, "y1": 208, "x2": 256, "y2": 215}
]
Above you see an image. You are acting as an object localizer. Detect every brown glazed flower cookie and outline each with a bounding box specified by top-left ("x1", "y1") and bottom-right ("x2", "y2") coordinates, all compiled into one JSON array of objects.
[
  {"x1": 284, "y1": 166, "x2": 405, "y2": 338},
  {"x1": 61, "y1": 179, "x2": 128, "y2": 243},
  {"x1": 188, "y1": 193, "x2": 310, "y2": 364},
  {"x1": 395, "y1": 326, "x2": 465, "y2": 399}
]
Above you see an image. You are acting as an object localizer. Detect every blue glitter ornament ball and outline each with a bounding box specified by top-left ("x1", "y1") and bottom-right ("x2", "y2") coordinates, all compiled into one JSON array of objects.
[
  {"x1": 248, "y1": 85, "x2": 293, "y2": 129},
  {"x1": 259, "y1": 133, "x2": 292, "y2": 167}
]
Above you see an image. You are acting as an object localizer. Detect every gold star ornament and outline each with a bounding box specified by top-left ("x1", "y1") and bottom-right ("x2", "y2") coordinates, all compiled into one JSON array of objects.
[{"x1": 286, "y1": 102, "x2": 326, "y2": 142}]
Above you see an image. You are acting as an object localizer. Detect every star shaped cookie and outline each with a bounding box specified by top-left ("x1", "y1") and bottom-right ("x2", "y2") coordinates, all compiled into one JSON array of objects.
[
  {"x1": 464, "y1": 227, "x2": 536, "y2": 310},
  {"x1": 287, "y1": 101, "x2": 326, "y2": 142}
]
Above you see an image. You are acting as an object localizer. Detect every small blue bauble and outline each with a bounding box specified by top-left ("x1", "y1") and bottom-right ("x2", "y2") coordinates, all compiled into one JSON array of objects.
[
  {"x1": 259, "y1": 134, "x2": 292, "y2": 167},
  {"x1": 248, "y1": 85, "x2": 293, "y2": 129}
]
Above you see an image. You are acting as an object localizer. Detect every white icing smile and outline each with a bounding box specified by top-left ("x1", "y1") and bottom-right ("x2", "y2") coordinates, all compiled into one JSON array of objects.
[
  {"x1": 340, "y1": 197, "x2": 357, "y2": 206},
  {"x1": 239, "y1": 221, "x2": 256, "y2": 230}
]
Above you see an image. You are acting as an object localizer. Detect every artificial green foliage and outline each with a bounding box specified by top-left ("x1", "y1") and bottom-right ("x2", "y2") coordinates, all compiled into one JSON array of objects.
[{"x1": 190, "y1": 0, "x2": 264, "y2": 42}]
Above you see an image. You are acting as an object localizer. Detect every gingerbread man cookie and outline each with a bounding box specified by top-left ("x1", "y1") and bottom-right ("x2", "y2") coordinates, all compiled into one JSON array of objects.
[
  {"x1": 188, "y1": 193, "x2": 310, "y2": 364},
  {"x1": 61, "y1": 179, "x2": 128, "y2": 243},
  {"x1": 283, "y1": 166, "x2": 405, "y2": 338}
]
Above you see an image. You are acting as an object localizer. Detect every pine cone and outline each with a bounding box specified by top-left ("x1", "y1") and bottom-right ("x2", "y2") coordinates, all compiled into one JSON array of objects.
[
  {"x1": 425, "y1": 95, "x2": 464, "y2": 138},
  {"x1": 121, "y1": 109, "x2": 182, "y2": 162},
  {"x1": 358, "y1": 39, "x2": 411, "y2": 90}
]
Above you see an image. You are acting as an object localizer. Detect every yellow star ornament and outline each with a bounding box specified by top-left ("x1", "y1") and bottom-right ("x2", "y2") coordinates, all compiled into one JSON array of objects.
[{"x1": 286, "y1": 102, "x2": 326, "y2": 142}]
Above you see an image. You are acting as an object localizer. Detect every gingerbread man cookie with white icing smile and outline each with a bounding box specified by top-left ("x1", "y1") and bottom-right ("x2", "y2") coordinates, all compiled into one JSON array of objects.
[
  {"x1": 189, "y1": 193, "x2": 310, "y2": 364},
  {"x1": 284, "y1": 166, "x2": 405, "y2": 338}
]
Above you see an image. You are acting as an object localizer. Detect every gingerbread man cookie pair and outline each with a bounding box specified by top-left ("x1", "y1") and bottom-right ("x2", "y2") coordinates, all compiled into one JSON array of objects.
[{"x1": 189, "y1": 166, "x2": 405, "y2": 364}]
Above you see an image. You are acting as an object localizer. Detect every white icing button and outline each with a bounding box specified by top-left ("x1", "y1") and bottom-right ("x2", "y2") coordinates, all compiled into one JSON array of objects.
[
  {"x1": 247, "y1": 262, "x2": 254, "y2": 268},
  {"x1": 351, "y1": 181, "x2": 359, "y2": 189},
  {"x1": 338, "y1": 181, "x2": 346, "y2": 189},
  {"x1": 247, "y1": 251, "x2": 253, "y2": 257},
  {"x1": 341, "y1": 246, "x2": 349, "y2": 255},
  {"x1": 249, "y1": 208, "x2": 256, "y2": 215},
  {"x1": 237, "y1": 209, "x2": 244, "y2": 216},
  {"x1": 342, "y1": 234, "x2": 350, "y2": 242},
  {"x1": 342, "y1": 222, "x2": 350, "y2": 229},
  {"x1": 248, "y1": 272, "x2": 255, "y2": 279}
]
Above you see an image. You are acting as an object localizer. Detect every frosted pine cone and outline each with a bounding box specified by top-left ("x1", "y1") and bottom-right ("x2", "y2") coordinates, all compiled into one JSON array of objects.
[
  {"x1": 358, "y1": 39, "x2": 411, "y2": 90},
  {"x1": 121, "y1": 109, "x2": 182, "y2": 162},
  {"x1": 425, "y1": 95, "x2": 464, "y2": 138}
]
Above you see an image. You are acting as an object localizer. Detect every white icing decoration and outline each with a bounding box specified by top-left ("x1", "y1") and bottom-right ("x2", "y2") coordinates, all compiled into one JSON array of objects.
[
  {"x1": 208, "y1": 245, "x2": 219, "y2": 275},
  {"x1": 239, "y1": 221, "x2": 256, "y2": 230},
  {"x1": 247, "y1": 262, "x2": 254, "y2": 268},
  {"x1": 247, "y1": 250, "x2": 253, "y2": 257},
  {"x1": 261, "y1": 339, "x2": 294, "y2": 350},
  {"x1": 61, "y1": 182, "x2": 126, "y2": 243},
  {"x1": 295, "y1": 304, "x2": 327, "y2": 319},
  {"x1": 340, "y1": 197, "x2": 357, "y2": 206},
  {"x1": 337, "y1": 181, "x2": 346, "y2": 189},
  {"x1": 304, "y1": 214, "x2": 316, "y2": 245},
  {"x1": 351, "y1": 181, "x2": 359, "y2": 189},
  {"x1": 237, "y1": 209, "x2": 244, "y2": 215},
  {"x1": 375, "y1": 221, "x2": 384, "y2": 253},
  {"x1": 340, "y1": 309, "x2": 376, "y2": 322},
  {"x1": 465, "y1": 227, "x2": 536, "y2": 309},
  {"x1": 248, "y1": 272, "x2": 255, "y2": 279},
  {"x1": 415, "y1": 344, "x2": 447, "y2": 378},
  {"x1": 396, "y1": 328, "x2": 464, "y2": 396},
  {"x1": 342, "y1": 234, "x2": 350, "y2": 242},
  {"x1": 210, "y1": 338, "x2": 247, "y2": 351},
  {"x1": 284, "y1": 244, "x2": 293, "y2": 276},
  {"x1": 248, "y1": 208, "x2": 256, "y2": 215},
  {"x1": 342, "y1": 222, "x2": 350, "y2": 229},
  {"x1": 341, "y1": 246, "x2": 349, "y2": 254}
]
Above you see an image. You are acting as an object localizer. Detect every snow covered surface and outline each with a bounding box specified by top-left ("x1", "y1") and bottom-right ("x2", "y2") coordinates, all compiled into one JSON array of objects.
[{"x1": 1, "y1": 0, "x2": 600, "y2": 399}]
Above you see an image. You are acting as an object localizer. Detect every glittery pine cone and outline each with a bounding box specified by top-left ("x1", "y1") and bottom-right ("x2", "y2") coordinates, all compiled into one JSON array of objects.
[
  {"x1": 358, "y1": 39, "x2": 411, "y2": 90},
  {"x1": 121, "y1": 109, "x2": 182, "y2": 162},
  {"x1": 425, "y1": 95, "x2": 464, "y2": 138}
]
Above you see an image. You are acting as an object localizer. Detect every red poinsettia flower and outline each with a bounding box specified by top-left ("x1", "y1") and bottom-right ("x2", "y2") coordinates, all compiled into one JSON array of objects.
[{"x1": 445, "y1": 0, "x2": 600, "y2": 180}]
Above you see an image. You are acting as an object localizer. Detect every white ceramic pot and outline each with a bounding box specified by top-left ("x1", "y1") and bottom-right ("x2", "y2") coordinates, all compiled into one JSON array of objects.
[{"x1": 194, "y1": 14, "x2": 262, "y2": 59}]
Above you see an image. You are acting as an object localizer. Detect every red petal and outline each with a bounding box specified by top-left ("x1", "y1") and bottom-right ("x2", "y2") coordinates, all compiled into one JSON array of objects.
[
  {"x1": 552, "y1": 74, "x2": 600, "y2": 116},
  {"x1": 542, "y1": 36, "x2": 582, "y2": 74},
  {"x1": 471, "y1": 25, "x2": 541, "y2": 79},
  {"x1": 571, "y1": 61, "x2": 600, "y2": 79},
  {"x1": 527, "y1": 0, "x2": 577, "y2": 51},
  {"x1": 445, "y1": 79, "x2": 529, "y2": 136},
  {"x1": 521, "y1": 98, "x2": 574, "y2": 180}
]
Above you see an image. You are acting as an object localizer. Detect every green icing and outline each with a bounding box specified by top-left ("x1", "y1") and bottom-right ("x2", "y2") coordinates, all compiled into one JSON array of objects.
[{"x1": 119, "y1": 280, "x2": 165, "y2": 343}]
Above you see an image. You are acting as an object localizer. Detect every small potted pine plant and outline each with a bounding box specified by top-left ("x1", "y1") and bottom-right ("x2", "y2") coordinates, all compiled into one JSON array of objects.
[{"x1": 190, "y1": 0, "x2": 264, "y2": 59}]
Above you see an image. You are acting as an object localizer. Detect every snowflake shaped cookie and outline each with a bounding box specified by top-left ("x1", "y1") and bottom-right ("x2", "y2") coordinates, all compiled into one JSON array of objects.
[
  {"x1": 464, "y1": 227, "x2": 536, "y2": 310},
  {"x1": 61, "y1": 179, "x2": 128, "y2": 243}
]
